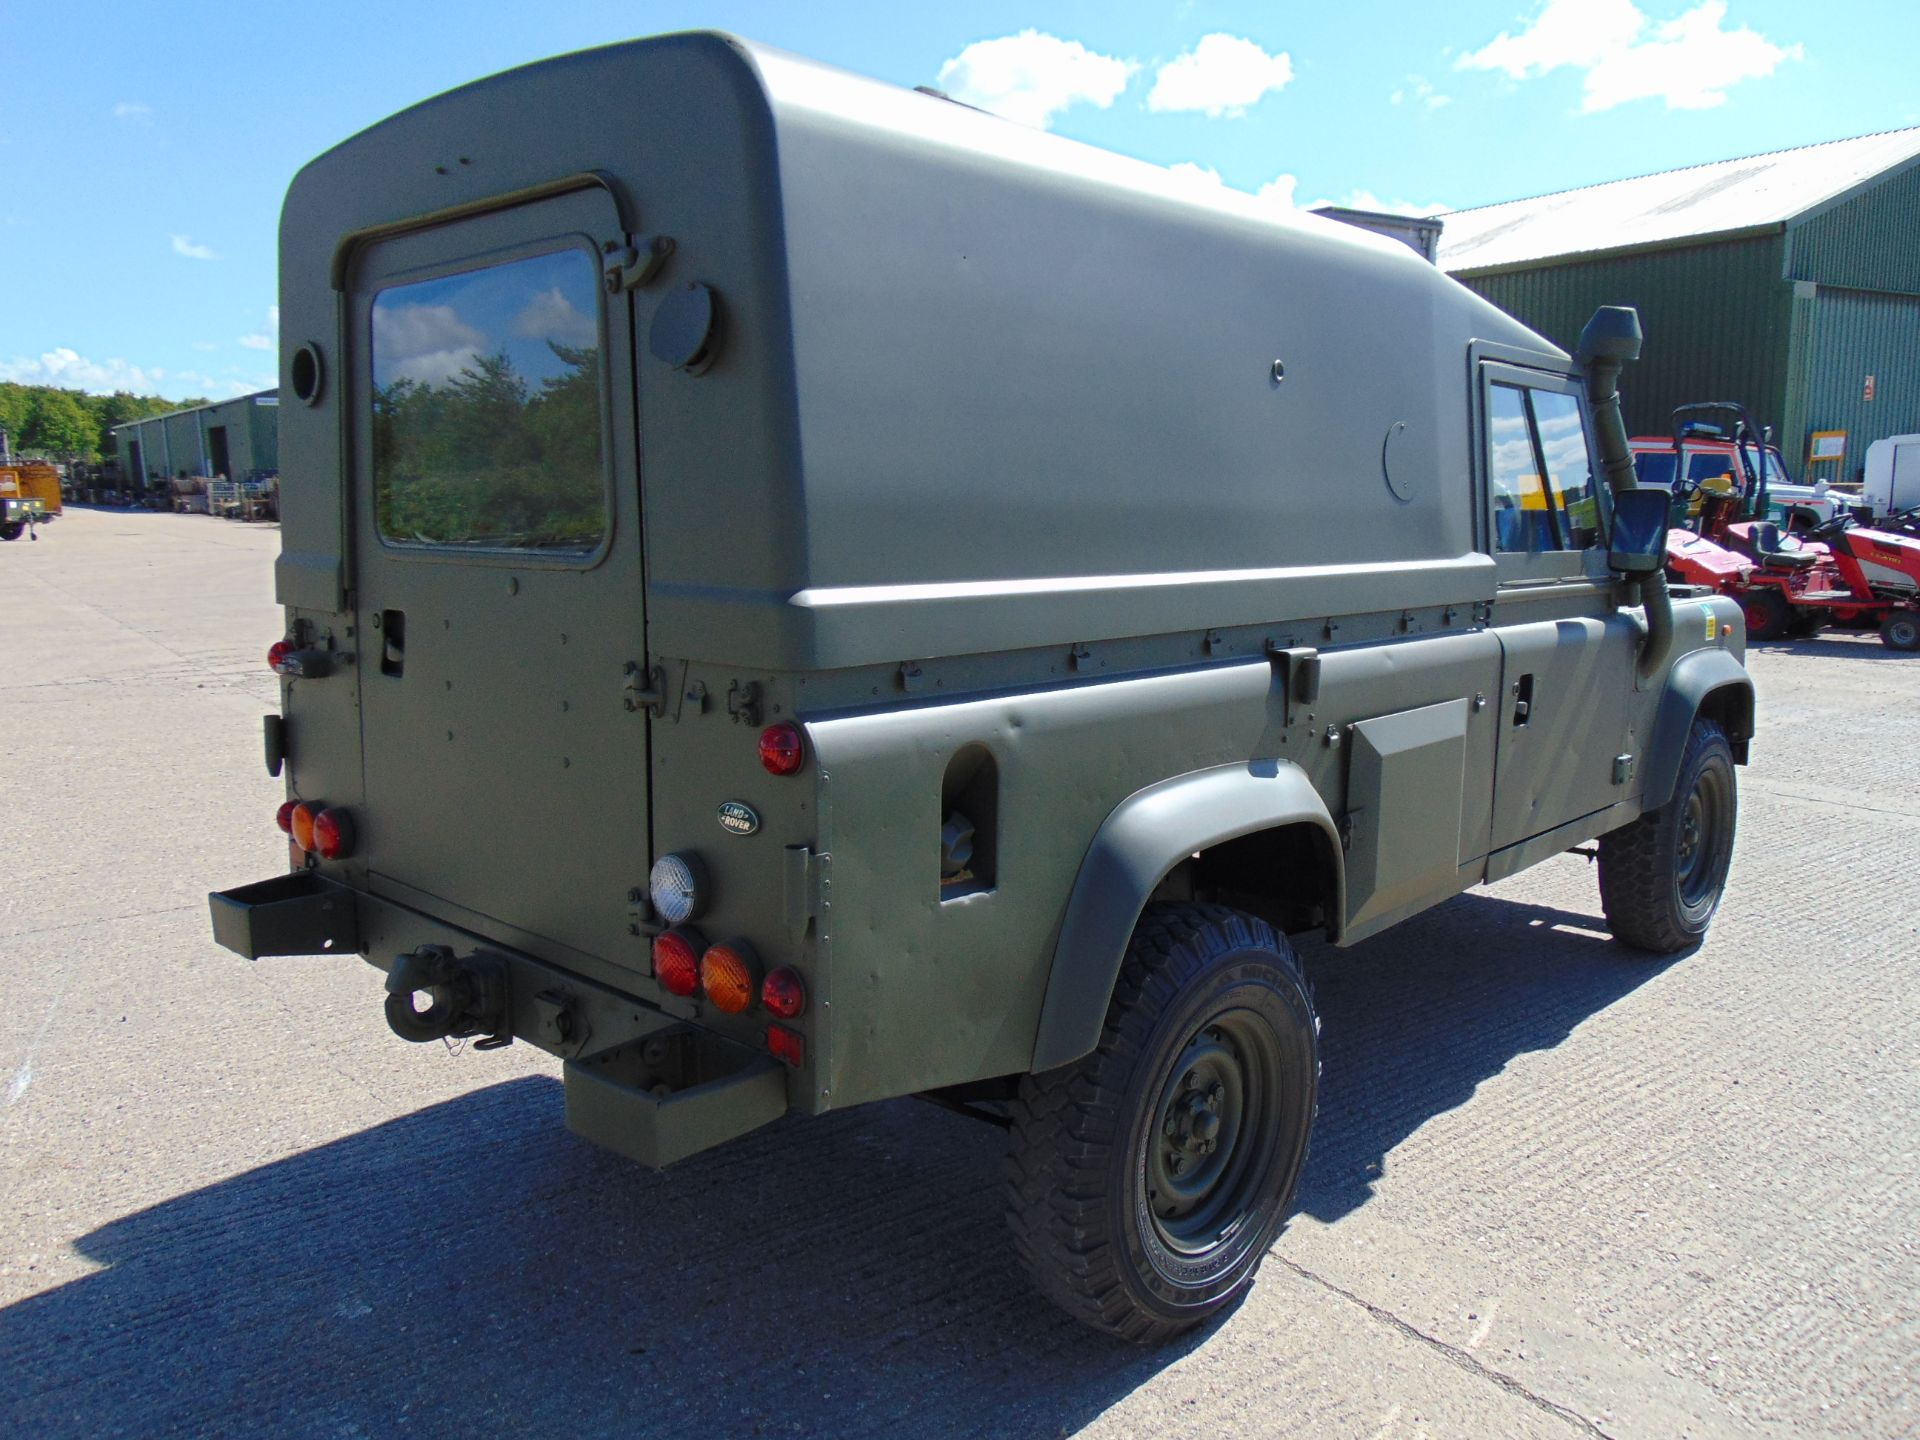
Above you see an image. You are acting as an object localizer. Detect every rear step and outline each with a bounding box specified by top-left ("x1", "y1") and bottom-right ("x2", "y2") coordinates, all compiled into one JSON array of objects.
[{"x1": 565, "y1": 1029, "x2": 788, "y2": 1168}]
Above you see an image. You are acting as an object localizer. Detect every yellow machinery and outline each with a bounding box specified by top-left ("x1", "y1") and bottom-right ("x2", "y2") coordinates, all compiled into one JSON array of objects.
[{"x1": 0, "y1": 461, "x2": 61, "y2": 540}]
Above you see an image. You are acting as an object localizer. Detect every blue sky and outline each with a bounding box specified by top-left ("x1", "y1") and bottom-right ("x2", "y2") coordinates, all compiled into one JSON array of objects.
[{"x1": 5, "y1": 0, "x2": 1915, "y2": 401}]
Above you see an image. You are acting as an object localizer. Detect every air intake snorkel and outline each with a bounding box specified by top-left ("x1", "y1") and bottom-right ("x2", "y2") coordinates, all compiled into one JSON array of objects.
[{"x1": 1578, "y1": 306, "x2": 1672, "y2": 682}]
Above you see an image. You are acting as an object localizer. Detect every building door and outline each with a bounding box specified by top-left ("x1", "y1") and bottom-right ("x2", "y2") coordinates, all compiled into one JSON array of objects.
[{"x1": 207, "y1": 426, "x2": 231, "y2": 479}]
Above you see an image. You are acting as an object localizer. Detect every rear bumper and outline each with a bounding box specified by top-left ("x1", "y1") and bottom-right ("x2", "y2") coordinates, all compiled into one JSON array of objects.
[{"x1": 207, "y1": 871, "x2": 790, "y2": 1166}]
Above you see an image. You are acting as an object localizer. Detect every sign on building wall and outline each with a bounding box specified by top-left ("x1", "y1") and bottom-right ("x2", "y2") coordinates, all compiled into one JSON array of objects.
[{"x1": 1808, "y1": 430, "x2": 1848, "y2": 474}]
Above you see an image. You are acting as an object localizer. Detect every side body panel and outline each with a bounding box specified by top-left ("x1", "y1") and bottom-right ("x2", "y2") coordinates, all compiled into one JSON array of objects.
[{"x1": 1489, "y1": 611, "x2": 1641, "y2": 848}]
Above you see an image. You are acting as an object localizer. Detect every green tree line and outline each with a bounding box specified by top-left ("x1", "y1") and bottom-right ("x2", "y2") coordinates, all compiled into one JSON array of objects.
[
  {"x1": 0, "y1": 383, "x2": 206, "y2": 462},
  {"x1": 373, "y1": 344, "x2": 603, "y2": 549}
]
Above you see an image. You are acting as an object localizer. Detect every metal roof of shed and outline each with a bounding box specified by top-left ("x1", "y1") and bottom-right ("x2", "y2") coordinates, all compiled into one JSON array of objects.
[{"x1": 1438, "y1": 127, "x2": 1920, "y2": 274}]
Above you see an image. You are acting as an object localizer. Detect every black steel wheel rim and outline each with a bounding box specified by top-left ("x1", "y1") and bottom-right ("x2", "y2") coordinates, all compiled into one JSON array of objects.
[
  {"x1": 1144, "y1": 1009, "x2": 1285, "y2": 1257},
  {"x1": 1675, "y1": 763, "x2": 1733, "y2": 914}
]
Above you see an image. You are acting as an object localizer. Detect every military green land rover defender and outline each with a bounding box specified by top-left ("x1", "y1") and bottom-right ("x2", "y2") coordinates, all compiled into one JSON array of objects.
[{"x1": 210, "y1": 33, "x2": 1754, "y2": 1340}]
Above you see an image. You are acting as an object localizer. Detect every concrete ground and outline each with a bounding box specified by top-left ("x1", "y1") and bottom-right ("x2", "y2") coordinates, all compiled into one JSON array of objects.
[{"x1": 1, "y1": 508, "x2": 1915, "y2": 1439}]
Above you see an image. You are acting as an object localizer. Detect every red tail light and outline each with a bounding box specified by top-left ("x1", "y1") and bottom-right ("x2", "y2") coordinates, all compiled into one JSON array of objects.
[
  {"x1": 701, "y1": 939, "x2": 761, "y2": 1014},
  {"x1": 289, "y1": 802, "x2": 319, "y2": 853},
  {"x1": 312, "y1": 807, "x2": 355, "y2": 860},
  {"x1": 758, "y1": 722, "x2": 805, "y2": 776},
  {"x1": 652, "y1": 928, "x2": 703, "y2": 997},
  {"x1": 268, "y1": 639, "x2": 292, "y2": 673},
  {"x1": 761, "y1": 967, "x2": 806, "y2": 1020},
  {"x1": 766, "y1": 1024, "x2": 805, "y2": 1067},
  {"x1": 275, "y1": 800, "x2": 298, "y2": 834}
]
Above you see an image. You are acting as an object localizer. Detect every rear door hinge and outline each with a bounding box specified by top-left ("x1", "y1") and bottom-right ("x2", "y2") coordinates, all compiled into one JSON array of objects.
[
  {"x1": 726, "y1": 679, "x2": 763, "y2": 725},
  {"x1": 623, "y1": 662, "x2": 667, "y2": 714},
  {"x1": 604, "y1": 233, "x2": 675, "y2": 293}
]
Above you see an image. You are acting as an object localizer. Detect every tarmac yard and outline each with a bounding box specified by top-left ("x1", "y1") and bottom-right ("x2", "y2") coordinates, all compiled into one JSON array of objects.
[{"x1": 2, "y1": 509, "x2": 1916, "y2": 1439}]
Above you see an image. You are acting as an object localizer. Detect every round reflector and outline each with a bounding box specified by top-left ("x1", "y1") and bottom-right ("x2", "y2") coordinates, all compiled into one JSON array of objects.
[
  {"x1": 312, "y1": 807, "x2": 355, "y2": 860},
  {"x1": 267, "y1": 639, "x2": 292, "y2": 673},
  {"x1": 649, "y1": 851, "x2": 707, "y2": 923},
  {"x1": 289, "y1": 802, "x2": 319, "y2": 853},
  {"x1": 701, "y1": 940, "x2": 760, "y2": 1014},
  {"x1": 758, "y1": 722, "x2": 805, "y2": 776},
  {"x1": 275, "y1": 800, "x2": 298, "y2": 835},
  {"x1": 652, "y1": 928, "x2": 702, "y2": 997},
  {"x1": 761, "y1": 967, "x2": 806, "y2": 1020}
]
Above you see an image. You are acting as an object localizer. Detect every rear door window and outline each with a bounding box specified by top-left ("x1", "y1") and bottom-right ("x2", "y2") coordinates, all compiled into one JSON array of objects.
[{"x1": 370, "y1": 247, "x2": 607, "y2": 553}]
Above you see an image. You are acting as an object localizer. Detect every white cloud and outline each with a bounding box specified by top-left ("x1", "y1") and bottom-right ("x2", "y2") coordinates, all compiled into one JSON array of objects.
[
  {"x1": 171, "y1": 234, "x2": 218, "y2": 261},
  {"x1": 1159, "y1": 164, "x2": 1304, "y2": 214},
  {"x1": 1256, "y1": 174, "x2": 1302, "y2": 209},
  {"x1": 0, "y1": 347, "x2": 260, "y2": 401},
  {"x1": 1391, "y1": 76, "x2": 1452, "y2": 109},
  {"x1": 1148, "y1": 34, "x2": 1294, "y2": 118},
  {"x1": 512, "y1": 287, "x2": 595, "y2": 347},
  {"x1": 372, "y1": 301, "x2": 486, "y2": 388},
  {"x1": 1309, "y1": 189, "x2": 1453, "y2": 217},
  {"x1": 1457, "y1": 0, "x2": 1801, "y2": 112},
  {"x1": 1163, "y1": 161, "x2": 1226, "y2": 193},
  {"x1": 238, "y1": 305, "x2": 279, "y2": 351},
  {"x1": 937, "y1": 30, "x2": 1137, "y2": 129},
  {"x1": 113, "y1": 101, "x2": 152, "y2": 123}
]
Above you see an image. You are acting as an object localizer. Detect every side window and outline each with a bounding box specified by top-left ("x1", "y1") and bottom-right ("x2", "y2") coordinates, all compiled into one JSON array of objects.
[
  {"x1": 1487, "y1": 382, "x2": 1596, "y2": 553},
  {"x1": 1530, "y1": 392, "x2": 1599, "y2": 547},
  {"x1": 1686, "y1": 451, "x2": 1736, "y2": 488}
]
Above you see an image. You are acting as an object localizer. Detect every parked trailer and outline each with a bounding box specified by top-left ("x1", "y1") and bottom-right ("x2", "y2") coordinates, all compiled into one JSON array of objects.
[{"x1": 1863, "y1": 435, "x2": 1920, "y2": 520}]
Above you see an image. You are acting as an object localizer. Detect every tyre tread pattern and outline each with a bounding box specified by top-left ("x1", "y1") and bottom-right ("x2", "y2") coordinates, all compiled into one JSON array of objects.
[
  {"x1": 1003, "y1": 902, "x2": 1317, "y2": 1343},
  {"x1": 1598, "y1": 719, "x2": 1732, "y2": 953}
]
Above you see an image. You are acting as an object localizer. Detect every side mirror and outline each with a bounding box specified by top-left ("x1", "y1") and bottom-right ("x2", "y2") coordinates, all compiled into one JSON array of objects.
[{"x1": 1608, "y1": 488, "x2": 1670, "y2": 574}]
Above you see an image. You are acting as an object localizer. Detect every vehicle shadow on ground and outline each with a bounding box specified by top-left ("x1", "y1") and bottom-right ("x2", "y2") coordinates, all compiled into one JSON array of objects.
[
  {"x1": 0, "y1": 891, "x2": 1672, "y2": 1439},
  {"x1": 1747, "y1": 631, "x2": 1908, "y2": 660},
  {"x1": 1295, "y1": 888, "x2": 1679, "y2": 1221}
]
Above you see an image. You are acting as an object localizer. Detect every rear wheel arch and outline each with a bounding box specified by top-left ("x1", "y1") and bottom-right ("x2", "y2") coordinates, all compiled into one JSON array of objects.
[{"x1": 1029, "y1": 763, "x2": 1344, "y2": 1074}]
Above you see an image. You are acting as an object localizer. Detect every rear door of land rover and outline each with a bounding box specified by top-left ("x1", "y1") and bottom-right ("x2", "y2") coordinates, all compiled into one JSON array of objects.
[{"x1": 348, "y1": 188, "x2": 651, "y2": 978}]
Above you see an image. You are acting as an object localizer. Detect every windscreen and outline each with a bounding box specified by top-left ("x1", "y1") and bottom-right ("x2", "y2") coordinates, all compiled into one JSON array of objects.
[
  {"x1": 1633, "y1": 451, "x2": 1678, "y2": 489},
  {"x1": 370, "y1": 247, "x2": 606, "y2": 552}
]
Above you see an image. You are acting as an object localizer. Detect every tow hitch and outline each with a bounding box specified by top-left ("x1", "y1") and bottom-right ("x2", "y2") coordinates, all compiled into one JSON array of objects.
[{"x1": 384, "y1": 945, "x2": 512, "y2": 1050}]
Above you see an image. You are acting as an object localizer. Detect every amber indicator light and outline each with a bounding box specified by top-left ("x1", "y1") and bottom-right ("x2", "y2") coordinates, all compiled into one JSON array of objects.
[
  {"x1": 289, "y1": 802, "x2": 320, "y2": 853},
  {"x1": 701, "y1": 940, "x2": 761, "y2": 1014}
]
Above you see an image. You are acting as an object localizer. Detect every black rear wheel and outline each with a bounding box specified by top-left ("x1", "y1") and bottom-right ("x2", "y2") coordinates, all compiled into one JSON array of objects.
[
  {"x1": 0, "y1": 521, "x2": 22, "y2": 542},
  {"x1": 1005, "y1": 903, "x2": 1318, "y2": 1342}
]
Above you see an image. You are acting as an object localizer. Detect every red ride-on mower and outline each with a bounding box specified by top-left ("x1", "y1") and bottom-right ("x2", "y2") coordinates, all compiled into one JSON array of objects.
[
  {"x1": 1650, "y1": 402, "x2": 1920, "y2": 647},
  {"x1": 1667, "y1": 503, "x2": 1920, "y2": 648}
]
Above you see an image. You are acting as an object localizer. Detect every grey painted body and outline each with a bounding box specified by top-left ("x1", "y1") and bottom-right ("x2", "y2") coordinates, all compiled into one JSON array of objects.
[{"x1": 228, "y1": 32, "x2": 1755, "y2": 1161}]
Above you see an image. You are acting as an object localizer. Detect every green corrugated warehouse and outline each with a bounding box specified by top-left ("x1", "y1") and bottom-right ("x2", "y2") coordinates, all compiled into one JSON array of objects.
[
  {"x1": 1440, "y1": 128, "x2": 1920, "y2": 483},
  {"x1": 114, "y1": 389, "x2": 279, "y2": 486}
]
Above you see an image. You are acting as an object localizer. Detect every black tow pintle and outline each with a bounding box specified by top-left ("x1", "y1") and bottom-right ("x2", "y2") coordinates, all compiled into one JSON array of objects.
[{"x1": 384, "y1": 946, "x2": 512, "y2": 1050}]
